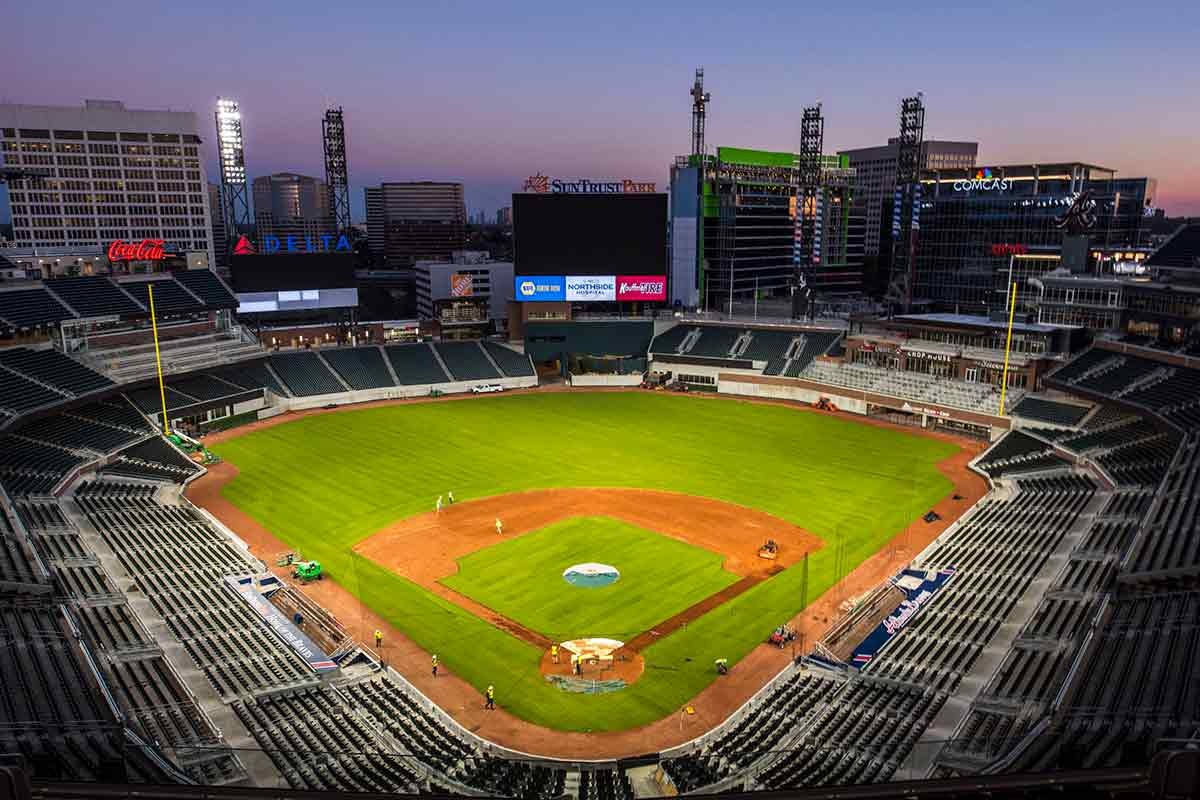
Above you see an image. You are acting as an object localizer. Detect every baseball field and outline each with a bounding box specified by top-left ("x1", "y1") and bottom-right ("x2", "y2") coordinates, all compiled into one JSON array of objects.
[{"x1": 206, "y1": 392, "x2": 959, "y2": 732}]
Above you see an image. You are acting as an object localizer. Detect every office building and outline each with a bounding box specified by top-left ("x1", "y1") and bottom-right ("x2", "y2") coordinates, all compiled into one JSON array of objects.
[
  {"x1": 496, "y1": 206, "x2": 513, "y2": 227},
  {"x1": 207, "y1": 183, "x2": 228, "y2": 268},
  {"x1": 365, "y1": 181, "x2": 466, "y2": 268},
  {"x1": 251, "y1": 172, "x2": 333, "y2": 246},
  {"x1": 0, "y1": 99, "x2": 215, "y2": 266},
  {"x1": 914, "y1": 162, "x2": 1156, "y2": 315},
  {"x1": 670, "y1": 147, "x2": 864, "y2": 310},
  {"x1": 840, "y1": 139, "x2": 977, "y2": 256},
  {"x1": 414, "y1": 251, "x2": 513, "y2": 337}
]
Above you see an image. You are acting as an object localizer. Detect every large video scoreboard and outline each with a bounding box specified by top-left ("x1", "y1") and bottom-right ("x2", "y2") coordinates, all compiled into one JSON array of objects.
[{"x1": 512, "y1": 192, "x2": 667, "y2": 302}]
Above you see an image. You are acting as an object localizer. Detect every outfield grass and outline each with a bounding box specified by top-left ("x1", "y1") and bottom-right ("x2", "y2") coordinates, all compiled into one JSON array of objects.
[
  {"x1": 442, "y1": 516, "x2": 740, "y2": 641},
  {"x1": 212, "y1": 392, "x2": 957, "y2": 731}
]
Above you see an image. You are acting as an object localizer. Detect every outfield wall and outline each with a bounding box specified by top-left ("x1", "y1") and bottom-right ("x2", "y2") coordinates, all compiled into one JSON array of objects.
[
  {"x1": 568, "y1": 373, "x2": 643, "y2": 387},
  {"x1": 265, "y1": 375, "x2": 539, "y2": 413}
]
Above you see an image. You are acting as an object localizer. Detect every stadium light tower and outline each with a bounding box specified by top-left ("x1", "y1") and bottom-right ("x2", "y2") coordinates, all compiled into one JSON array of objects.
[
  {"x1": 323, "y1": 107, "x2": 352, "y2": 234},
  {"x1": 214, "y1": 97, "x2": 251, "y2": 245}
]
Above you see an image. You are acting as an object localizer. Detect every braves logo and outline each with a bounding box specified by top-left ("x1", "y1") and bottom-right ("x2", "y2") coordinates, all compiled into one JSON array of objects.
[
  {"x1": 522, "y1": 173, "x2": 550, "y2": 193},
  {"x1": 1055, "y1": 190, "x2": 1098, "y2": 235}
]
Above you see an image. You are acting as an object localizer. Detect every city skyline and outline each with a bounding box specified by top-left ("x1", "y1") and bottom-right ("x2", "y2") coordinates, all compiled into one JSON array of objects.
[{"x1": 3, "y1": 0, "x2": 1199, "y2": 221}]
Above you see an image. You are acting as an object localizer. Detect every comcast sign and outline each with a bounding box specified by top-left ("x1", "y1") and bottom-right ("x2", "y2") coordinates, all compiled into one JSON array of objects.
[{"x1": 953, "y1": 168, "x2": 1012, "y2": 193}]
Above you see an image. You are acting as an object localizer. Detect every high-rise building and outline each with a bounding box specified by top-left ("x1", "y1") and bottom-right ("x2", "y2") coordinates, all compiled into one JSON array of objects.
[
  {"x1": 913, "y1": 162, "x2": 1156, "y2": 314},
  {"x1": 364, "y1": 181, "x2": 466, "y2": 268},
  {"x1": 669, "y1": 147, "x2": 864, "y2": 310},
  {"x1": 251, "y1": 172, "x2": 333, "y2": 246},
  {"x1": 496, "y1": 206, "x2": 513, "y2": 227},
  {"x1": 207, "y1": 183, "x2": 228, "y2": 268},
  {"x1": 0, "y1": 99, "x2": 215, "y2": 265},
  {"x1": 839, "y1": 139, "x2": 978, "y2": 256}
]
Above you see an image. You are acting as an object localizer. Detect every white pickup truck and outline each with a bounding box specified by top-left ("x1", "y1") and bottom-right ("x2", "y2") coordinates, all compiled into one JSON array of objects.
[{"x1": 471, "y1": 384, "x2": 504, "y2": 394}]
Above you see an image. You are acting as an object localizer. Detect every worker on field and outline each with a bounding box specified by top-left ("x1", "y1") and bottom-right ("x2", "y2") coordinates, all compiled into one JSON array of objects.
[
  {"x1": 495, "y1": 517, "x2": 503, "y2": 535},
  {"x1": 715, "y1": 658, "x2": 729, "y2": 675},
  {"x1": 374, "y1": 629, "x2": 383, "y2": 649},
  {"x1": 485, "y1": 685, "x2": 495, "y2": 710},
  {"x1": 431, "y1": 654, "x2": 439, "y2": 677},
  {"x1": 436, "y1": 496, "x2": 443, "y2": 514},
  {"x1": 573, "y1": 655, "x2": 582, "y2": 676},
  {"x1": 448, "y1": 490, "x2": 455, "y2": 505},
  {"x1": 551, "y1": 644, "x2": 559, "y2": 664}
]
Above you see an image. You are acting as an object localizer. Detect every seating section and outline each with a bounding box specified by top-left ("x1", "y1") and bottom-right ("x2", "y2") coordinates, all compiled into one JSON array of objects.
[
  {"x1": 434, "y1": 341, "x2": 502, "y2": 381},
  {"x1": 172, "y1": 269, "x2": 239, "y2": 308},
  {"x1": 579, "y1": 768, "x2": 633, "y2": 800},
  {"x1": 664, "y1": 669, "x2": 843, "y2": 791},
  {"x1": 344, "y1": 677, "x2": 567, "y2": 797},
  {"x1": 740, "y1": 329, "x2": 798, "y2": 363},
  {"x1": 75, "y1": 482, "x2": 317, "y2": 702},
  {"x1": 802, "y1": 360, "x2": 1025, "y2": 414},
  {"x1": 0, "y1": 367, "x2": 67, "y2": 414},
  {"x1": 102, "y1": 437, "x2": 198, "y2": 483},
  {"x1": 975, "y1": 431, "x2": 1069, "y2": 477},
  {"x1": 386, "y1": 343, "x2": 452, "y2": 385},
  {"x1": 85, "y1": 332, "x2": 265, "y2": 384},
  {"x1": 235, "y1": 687, "x2": 421, "y2": 794},
  {"x1": 0, "y1": 436, "x2": 85, "y2": 496},
  {"x1": 0, "y1": 347, "x2": 113, "y2": 397},
  {"x1": 482, "y1": 341, "x2": 536, "y2": 377},
  {"x1": 649, "y1": 325, "x2": 694, "y2": 354},
  {"x1": 268, "y1": 352, "x2": 345, "y2": 396},
  {"x1": 1012, "y1": 396, "x2": 1091, "y2": 427},
  {"x1": 758, "y1": 682, "x2": 946, "y2": 789},
  {"x1": 15, "y1": 410, "x2": 147, "y2": 455},
  {"x1": 321, "y1": 347, "x2": 395, "y2": 390},
  {"x1": 209, "y1": 358, "x2": 286, "y2": 396},
  {"x1": 1126, "y1": 434, "x2": 1200, "y2": 575},
  {"x1": 46, "y1": 276, "x2": 144, "y2": 317},
  {"x1": 122, "y1": 279, "x2": 205, "y2": 315},
  {"x1": 0, "y1": 287, "x2": 75, "y2": 329},
  {"x1": 687, "y1": 326, "x2": 741, "y2": 358}
]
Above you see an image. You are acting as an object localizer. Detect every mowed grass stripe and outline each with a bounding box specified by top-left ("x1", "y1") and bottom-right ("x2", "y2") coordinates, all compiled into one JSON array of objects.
[
  {"x1": 213, "y1": 392, "x2": 956, "y2": 731},
  {"x1": 441, "y1": 517, "x2": 740, "y2": 641}
]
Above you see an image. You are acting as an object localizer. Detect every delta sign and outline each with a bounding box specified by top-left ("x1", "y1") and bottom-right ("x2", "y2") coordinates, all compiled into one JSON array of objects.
[
  {"x1": 953, "y1": 168, "x2": 1012, "y2": 193},
  {"x1": 522, "y1": 173, "x2": 657, "y2": 194},
  {"x1": 251, "y1": 233, "x2": 353, "y2": 255}
]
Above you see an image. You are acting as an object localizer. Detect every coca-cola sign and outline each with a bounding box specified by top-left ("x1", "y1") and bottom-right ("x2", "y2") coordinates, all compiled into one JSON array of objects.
[{"x1": 107, "y1": 238, "x2": 169, "y2": 262}]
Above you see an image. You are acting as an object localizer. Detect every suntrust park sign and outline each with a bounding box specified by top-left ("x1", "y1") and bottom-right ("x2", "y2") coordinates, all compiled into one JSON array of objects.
[{"x1": 522, "y1": 173, "x2": 656, "y2": 194}]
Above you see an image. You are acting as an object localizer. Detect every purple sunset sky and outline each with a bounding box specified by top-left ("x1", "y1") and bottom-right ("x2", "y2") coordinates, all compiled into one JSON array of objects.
[{"x1": 5, "y1": 0, "x2": 1199, "y2": 220}]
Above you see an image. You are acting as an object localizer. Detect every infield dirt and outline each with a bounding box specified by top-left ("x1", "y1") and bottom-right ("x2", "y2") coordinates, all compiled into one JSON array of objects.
[{"x1": 187, "y1": 390, "x2": 987, "y2": 758}]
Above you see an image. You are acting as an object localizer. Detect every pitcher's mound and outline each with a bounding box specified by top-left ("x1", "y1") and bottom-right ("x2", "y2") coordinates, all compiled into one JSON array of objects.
[{"x1": 541, "y1": 639, "x2": 644, "y2": 691}]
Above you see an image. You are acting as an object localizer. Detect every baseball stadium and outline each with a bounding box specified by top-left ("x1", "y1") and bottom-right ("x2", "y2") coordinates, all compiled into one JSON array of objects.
[{"x1": 2, "y1": 218, "x2": 1200, "y2": 800}]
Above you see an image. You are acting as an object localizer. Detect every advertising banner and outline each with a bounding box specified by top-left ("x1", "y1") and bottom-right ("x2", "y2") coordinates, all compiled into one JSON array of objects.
[
  {"x1": 514, "y1": 275, "x2": 566, "y2": 302},
  {"x1": 223, "y1": 575, "x2": 338, "y2": 672},
  {"x1": 450, "y1": 272, "x2": 474, "y2": 297},
  {"x1": 847, "y1": 566, "x2": 956, "y2": 669},
  {"x1": 616, "y1": 275, "x2": 667, "y2": 302},
  {"x1": 565, "y1": 275, "x2": 616, "y2": 302}
]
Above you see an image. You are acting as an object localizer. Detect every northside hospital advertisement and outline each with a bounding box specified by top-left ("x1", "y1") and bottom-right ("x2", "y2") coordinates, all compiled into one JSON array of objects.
[{"x1": 514, "y1": 275, "x2": 667, "y2": 302}]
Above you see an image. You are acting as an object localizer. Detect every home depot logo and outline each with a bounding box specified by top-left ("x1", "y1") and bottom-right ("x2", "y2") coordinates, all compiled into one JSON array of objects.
[{"x1": 233, "y1": 235, "x2": 256, "y2": 256}]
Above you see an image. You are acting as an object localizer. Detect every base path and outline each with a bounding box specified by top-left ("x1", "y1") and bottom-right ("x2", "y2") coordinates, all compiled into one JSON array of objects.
[
  {"x1": 354, "y1": 487, "x2": 818, "y2": 652},
  {"x1": 186, "y1": 391, "x2": 988, "y2": 759}
]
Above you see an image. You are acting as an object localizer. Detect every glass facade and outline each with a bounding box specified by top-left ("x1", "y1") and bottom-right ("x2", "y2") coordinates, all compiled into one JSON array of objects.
[{"x1": 913, "y1": 165, "x2": 1153, "y2": 315}]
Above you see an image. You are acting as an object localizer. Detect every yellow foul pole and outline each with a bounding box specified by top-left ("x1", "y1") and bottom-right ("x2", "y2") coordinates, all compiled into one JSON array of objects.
[
  {"x1": 999, "y1": 281, "x2": 1018, "y2": 416},
  {"x1": 147, "y1": 284, "x2": 170, "y2": 436}
]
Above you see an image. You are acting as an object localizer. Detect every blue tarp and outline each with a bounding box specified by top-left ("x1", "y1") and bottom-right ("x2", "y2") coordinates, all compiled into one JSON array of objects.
[
  {"x1": 847, "y1": 566, "x2": 956, "y2": 670},
  {"x1": 223, "y1": 574, "x2": 338, "y2": 672}
]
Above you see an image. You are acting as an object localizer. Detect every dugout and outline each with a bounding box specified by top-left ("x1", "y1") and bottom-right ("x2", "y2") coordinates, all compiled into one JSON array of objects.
[{"x1": 524, "y1": 320, "x2": 653, "y2": 378}]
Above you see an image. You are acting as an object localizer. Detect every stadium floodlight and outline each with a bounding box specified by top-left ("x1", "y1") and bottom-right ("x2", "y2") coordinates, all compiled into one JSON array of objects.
[{"x1": 214, "y1": 96, "x2": 251, "y2": 245}]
